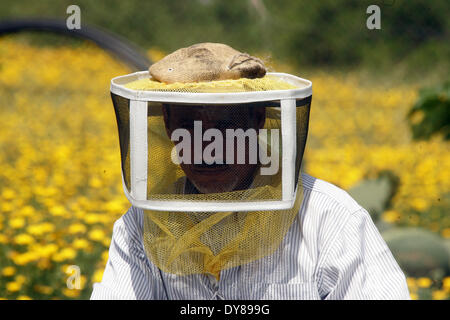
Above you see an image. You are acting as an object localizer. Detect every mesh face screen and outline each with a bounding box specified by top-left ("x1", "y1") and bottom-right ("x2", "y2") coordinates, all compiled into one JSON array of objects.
[
  {"x1": 111, "y1": 93, "x2": 131, "y2": 192},
  {"x1": 111, "y1": 96, "x2": 311, "y2": 204},
  {"x1": 295, "y1": 99, "x2": 311, "y2": 184}
]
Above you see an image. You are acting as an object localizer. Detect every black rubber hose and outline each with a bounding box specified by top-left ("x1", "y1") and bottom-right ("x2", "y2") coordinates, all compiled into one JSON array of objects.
[{"x1": 0, "y1": 18, "x2": 152, "y2": 71}]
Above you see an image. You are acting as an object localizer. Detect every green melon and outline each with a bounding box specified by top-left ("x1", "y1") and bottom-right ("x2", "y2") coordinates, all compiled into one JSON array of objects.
[
  {"x1": 382, "y1": 227, "x2": 449, "y2": 277},
  {"x1": 348, "y1": 171, "x2": 398, "y2": 222}
]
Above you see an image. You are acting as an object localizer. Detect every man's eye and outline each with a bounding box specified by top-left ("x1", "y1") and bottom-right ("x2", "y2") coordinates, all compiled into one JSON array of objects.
[{"x1": 216, "y1": 121, "x2": 233, "y2": 129}]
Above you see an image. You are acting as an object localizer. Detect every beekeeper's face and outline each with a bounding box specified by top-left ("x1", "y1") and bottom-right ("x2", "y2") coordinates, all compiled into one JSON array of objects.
[{"x1": 163, "y1": 104, "x2": 265, "y2": 194}]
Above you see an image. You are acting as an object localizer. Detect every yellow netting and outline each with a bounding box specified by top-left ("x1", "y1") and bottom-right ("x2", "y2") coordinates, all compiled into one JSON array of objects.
[
  {"x1": 124, "y1": 75, "x2": 298, "y2": 93},
  {"x1": 137, "y1": 105, "x2": 306, "y2": 280},
  {"x1": 142, "y1": 179, "x2": 303, "y2": 280}
]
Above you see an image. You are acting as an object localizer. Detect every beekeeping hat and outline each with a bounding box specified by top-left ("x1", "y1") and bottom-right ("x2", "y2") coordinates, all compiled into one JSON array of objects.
[{"x1": 110, "y1": 43, "x2": 312, "y2": 279}]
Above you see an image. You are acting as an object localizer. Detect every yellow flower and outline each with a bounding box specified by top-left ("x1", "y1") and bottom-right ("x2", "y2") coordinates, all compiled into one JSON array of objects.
[
  {"x1": 2, "y1": 266, "x2": 16, "y2": 277},
  {"x1": 17, "y1": 295, "x2": 32, "y2": 300},
  {"x1": 382, "y1": 210, "x2": 401, "y2": 223},
  {"x1": 34, "y1": 285, "x2": 54, "y2": 295},
  {"x1": 68, "y1": 223, "x2": 87, "y2": 234},
  {"x1": 442, "y1": 228, "x2": 450, "y2": 239},
  {"x1": 101, "y1": 250, "x2": 109, "y2": 264},
  {"x1": 49, "y1": 205, "x2": 67, "y2": 217},
  {"x1": 432, "y1": 290, "x2": 447, "y2": 300},
  {"x1": 92, "y1": 269, "x2": 104, "y2": 283},
  {"x1": 80, "y1": 275, "x2": 87, "y2": 289},
  {"x1": 410, "y1": 198, "x2": 428, "y2": 211},
  {"x1": 0, "y1": 234, "x2": 8, "y2": 244},
  {"x1": 1, "y1": 202, "x2": 13, "y2": 212},
  {"x1": 83, "y1": 214, "x2": 101, "y2": 225},
  {"x1": 9, "y1": 217, "x2": 25, "y2": 229},
  {"x1": 12, "y1": 252, "x2": 39, "y2": 266},
  {"x1": 74, "y1": 210, "x2": 86, "y2": 219},
  {"x1": 62, "y1": 288, "x2": 81, "y2": 298},
  {"x1": 102, "y1": 237, "x2": 111, "y2": 247},
  {"x1": 406, "y1": 277, "x2": 416, "y2": 289},
  {"x1": 73, "y1": 238, "x2": 90, "y2": 249},
  {"x1": 417, "y1": 277, "x2": 432, "y2": 288},
  {"x1": 410, "y1": 292, "x2": 419, "y2": 300},
  {"x1": 2, "y1": 188, "x2": 16, "y2": 200},
  {"x1": 15, "y1": 274, "x2": 27, "y2": 284},
  {"x1": 443, "y1": 277, "x2": 450, "y2": 291},
  {"x1": 27, "y1": 222, "x2": 55, "y2": 236},
  {"x1": 53, "y1": 247, "x2": 77, "y2": 262},
  {"x1": 6, "y1": 281, "x2": 21, "y2": 292},
  {"x1": 14, "y1": 233, "x2": 35, "y2": 245},
  {"x1": 41, "y1": 198, "x2": 56, "y2": 208},
  {"x1": 37, "y1": 258, "x2": 52, "y2": 270},
  {"x1": 104, "y1": 200, "x2": 125, "y2": 213},
  {"x1": 19, "y1": 205, "x2": 36, "y2": 217},
  {"x1": 37, "y1": 243, "x2": 58, "y2": 258},
  {"x1": 36, "y1": 187, "x2": 58, "y2": 198},
  {"x1": 88, "y1": 229, "x2": 105, "y2": 242},
  {"x1": 89, "y1": 177, "x2": 103, "y2": 188}
]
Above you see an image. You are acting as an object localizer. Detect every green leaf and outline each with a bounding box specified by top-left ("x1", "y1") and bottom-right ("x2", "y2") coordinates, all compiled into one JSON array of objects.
[
  {"x1": 348, "y1": 171, "x2": 398, "y2": 221},
  {"x1": 382, "y1": 227, "x2": 450, "y2": 277}
]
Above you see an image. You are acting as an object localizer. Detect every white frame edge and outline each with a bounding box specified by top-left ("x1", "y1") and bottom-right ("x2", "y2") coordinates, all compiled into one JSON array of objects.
[
  {"x1": 122, "y1": 174, "x2": 295, "y2": 212},
  {"x1": 129, "y1": 100, "x2": 148, "y2": 201},
  {"x1": 281, "y1": 99, "x2": 296, "y2": 201},
  {"x1": 111, "y1": 72, "x2": 312, "y2": 104}
]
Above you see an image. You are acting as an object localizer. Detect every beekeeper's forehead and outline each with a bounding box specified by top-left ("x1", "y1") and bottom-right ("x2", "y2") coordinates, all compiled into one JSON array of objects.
[{"x1": 163, "y1": 103, "x2": 258, "y2": 123}]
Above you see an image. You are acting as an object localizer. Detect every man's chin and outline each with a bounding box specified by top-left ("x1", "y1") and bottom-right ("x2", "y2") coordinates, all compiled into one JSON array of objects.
[
  {"x1": 189, "y1": 174, "x2": 241, "y2": 194},
  {"x1": 192, "y1": 181, "x2": 238, "y2": 194},
  {"x1": 183, "y1": 164, "x2": 258, "y2": 194}
]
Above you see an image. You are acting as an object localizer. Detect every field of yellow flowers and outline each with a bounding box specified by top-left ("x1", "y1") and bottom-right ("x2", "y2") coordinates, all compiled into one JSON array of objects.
[{"x1": 0, "y1": 37, "x2": 448, "y2": 300}]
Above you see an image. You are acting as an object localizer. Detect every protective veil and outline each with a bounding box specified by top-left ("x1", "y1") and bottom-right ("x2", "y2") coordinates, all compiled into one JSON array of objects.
[{"x1": 110, "y1": 43, "x2": 312, "y2": 279}]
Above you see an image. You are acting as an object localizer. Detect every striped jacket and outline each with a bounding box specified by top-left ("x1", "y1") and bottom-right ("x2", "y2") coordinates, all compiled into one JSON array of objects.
[{"x1": 91, "y1": 173, "x2": 410, "y2": 300}]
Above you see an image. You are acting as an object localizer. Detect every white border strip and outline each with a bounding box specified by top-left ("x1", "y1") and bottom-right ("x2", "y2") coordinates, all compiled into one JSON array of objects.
[
  {"x1": 121, "y1": 180, "x2": 294, "y2": 212},
  {"x1": 129, "y1": 100, "x2": 148, "y2": 200},
  {"x1": 111, "y1": 72, "x2": 312, "y2": 104},
  {"x1": 281, "y1": 99, "x2": 296, "y2": 201}
]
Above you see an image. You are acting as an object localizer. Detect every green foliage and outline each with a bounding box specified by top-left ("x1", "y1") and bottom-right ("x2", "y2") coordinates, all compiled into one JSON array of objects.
[
  {"x1": 348, "y1": 171, "x2": 399, "y2": 222},
  {"x1": 0, "y1": 0, "x2": 448, "y2": 77},
  {"x1": 445, "y1": 239, "x2": 450, "y2": 259},
  {"x1": 396, "y1": 193, "x2": 450, "y2": 235},
  {"x1": 408, "y1": 81, "x2": 450, "y2": 140},
  {"x1": 382, "y1": 227, "x2": 450, "y2": 277}
]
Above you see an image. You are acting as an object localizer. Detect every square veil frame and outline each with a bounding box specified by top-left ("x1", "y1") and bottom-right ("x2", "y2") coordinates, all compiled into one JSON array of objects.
[{"x1": 110, "y1": 71, "x2": 312, "y2": 212}]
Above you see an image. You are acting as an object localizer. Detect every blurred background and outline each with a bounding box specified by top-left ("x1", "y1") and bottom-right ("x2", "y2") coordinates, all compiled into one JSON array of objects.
[{"x1": 0, "y1": 0, "x2": 448, "y2": 300}]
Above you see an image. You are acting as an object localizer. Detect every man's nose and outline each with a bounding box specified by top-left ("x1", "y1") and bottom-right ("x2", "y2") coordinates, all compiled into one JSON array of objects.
[{"x1": 202, "y1": 121, "x2": 223, "y2": 131}]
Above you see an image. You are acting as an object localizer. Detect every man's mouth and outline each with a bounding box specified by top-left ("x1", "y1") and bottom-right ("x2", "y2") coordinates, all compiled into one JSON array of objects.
[{"x1": 191, "y1": 163, "x2": 230, "y2": 174}]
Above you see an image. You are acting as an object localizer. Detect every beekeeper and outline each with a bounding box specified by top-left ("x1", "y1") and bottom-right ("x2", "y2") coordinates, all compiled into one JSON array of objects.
[{"x1": 91, "y1": 43, "x2": 410, "y2": 300}]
